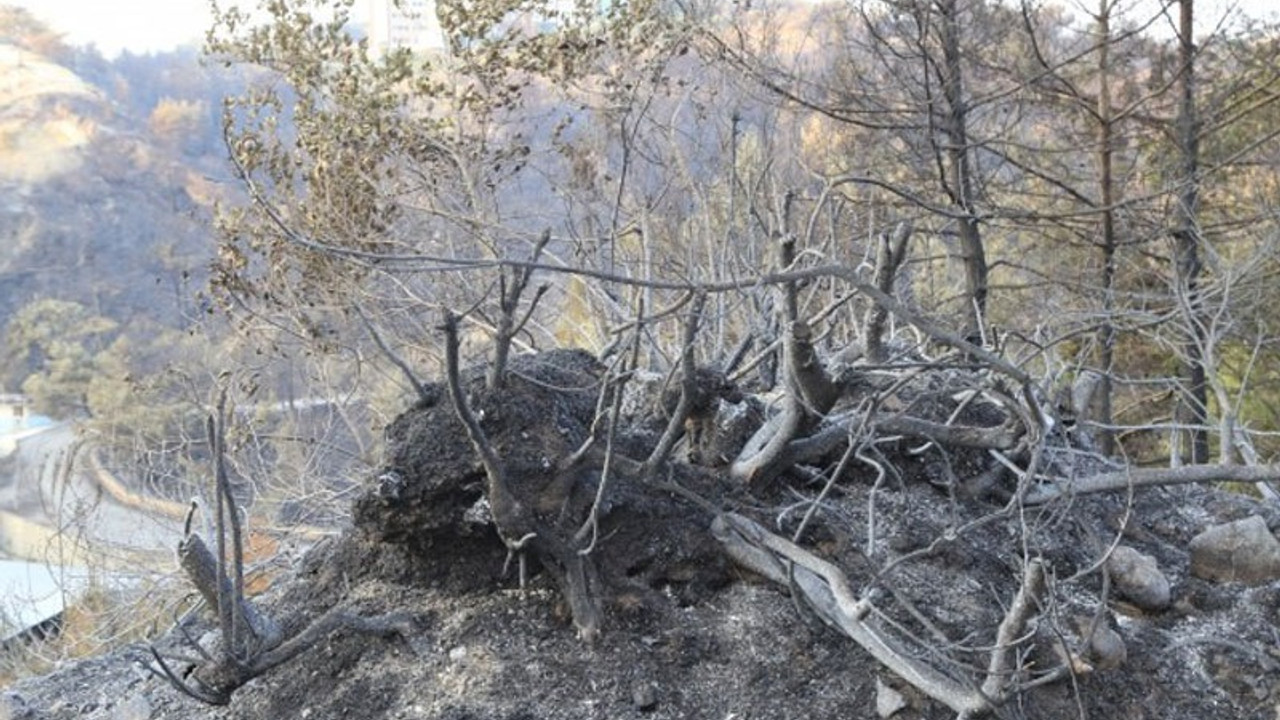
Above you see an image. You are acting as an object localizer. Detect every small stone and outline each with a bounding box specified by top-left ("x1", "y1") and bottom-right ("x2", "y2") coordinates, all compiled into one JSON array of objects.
[
  {"x1": 113, "y1": 693, "x2": 152, "y2": 720},
  {"x1": 631, "y1": 681, "x2": 658, "y2": 712},
  {"x1": 0, "y1": 692, "x2": 30, "y2": 720},
  {"x1": 1064, "y1": 614, "x2": 1126, "y2": 673},
  {"x1": 1085, "y1": 621, "x2": 1126, "y2": 671},
  {"x1": 448, "y1": 645, "x2": 468, "y2": 662},
  {"x1": 1189, "y1": 516, "x2": 1280, "y2": 585},
  {"x1": 376, "y1": 471, "x2": 403, "y2": 500},
  {"x1": 1106, "y1": 546, "x2": 1171, "y2": 610},
  {"x1": 875, "y1": 677, "x2": 907, "y2": 718}
]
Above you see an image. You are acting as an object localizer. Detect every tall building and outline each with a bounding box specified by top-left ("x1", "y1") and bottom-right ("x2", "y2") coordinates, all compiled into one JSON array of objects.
[{"x1": 367, "y1": 0, "x2": 447, "y2": 56}]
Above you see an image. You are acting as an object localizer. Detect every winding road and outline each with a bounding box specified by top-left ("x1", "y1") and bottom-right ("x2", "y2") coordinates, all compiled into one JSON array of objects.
[{"x1": 0, "y1": 423, "x2": 180, "y2": 570}]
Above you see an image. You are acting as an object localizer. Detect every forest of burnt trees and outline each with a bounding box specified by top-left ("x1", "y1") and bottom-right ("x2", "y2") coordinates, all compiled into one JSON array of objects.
[
  {"x1": 196, "y1": 0, "x2": 1280, "y2": 481},
  {"x1": 6, "y1": 0, "x2": 1280, "y2": 716},
  {"x1": 6, "y1": 0, "x2": 1280, "y2": 483},
  {"x1": 128, "y1": 0, "x2": 1280, "y2": 716}
]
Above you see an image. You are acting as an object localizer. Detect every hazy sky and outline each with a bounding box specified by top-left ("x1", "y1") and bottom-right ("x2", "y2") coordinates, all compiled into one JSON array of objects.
[
  {"x1": 7, "y1": 0, "x2": 371, "y2": 57},
  {"x1": 12, "y1": 0, "x2": 214, "y2": 56},
  {"x1": 8, "y1": 0, "x2": 1278, "y2": 57}
]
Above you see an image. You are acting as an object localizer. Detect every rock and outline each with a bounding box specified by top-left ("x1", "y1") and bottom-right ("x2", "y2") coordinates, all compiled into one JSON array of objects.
[
  {"x1": 1106, "y1": 546, "x2": 1171, "y2": 610},
  {"x1": 1069, "y1": 615, "x2": 1127, "y2": 672},
  {"x1": 1085, "y1": 621, "x2": 1127, "y2": 672},
  {"x1": 631, "y1": 680, "x2": 658, "y2": 712},
  {"x1": 875, "y1": 677, "x2": 907, "y2": 718},
  {"x1": 1189, "y1": 515, "x2": 1280, "y2": 585}
]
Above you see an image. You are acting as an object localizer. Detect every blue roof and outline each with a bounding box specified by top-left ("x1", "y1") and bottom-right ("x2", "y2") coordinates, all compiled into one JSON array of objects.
[{"x1": 0, "y1": 414, "x2": 54, "y2": 434}]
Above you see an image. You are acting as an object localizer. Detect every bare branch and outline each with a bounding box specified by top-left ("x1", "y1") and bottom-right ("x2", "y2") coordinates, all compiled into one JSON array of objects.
[
  {"x1": 248, "y1": 610, "x2": 416, "y2": 677},
  {"x1": 712, "y1": 512, "x2": 991, "y2": 716},
  {"x1": 981, "y1": 559, "x2": 1046, "y2": 699},
  {"x1": 353, "y1": 304, "x2": 432, "y2": 405},
  {"x1": 213, "y1": 393, "x2": 251, "y2": 659},
  {"x1": 575, "y1": 301, "x2": 645, "y2": 550},
  {"x1": 441, "y1": 311, "x2": 509, "y2": 498},
  {"x1": 1025, "y1": 463, "x2": 1280, "y2": 505},
  {"x1": 489, "y1": 230, "x2": 553, "y2": 389},
  {"x1": 641, "y1": 292, "x2": 706, "y2": 478}
]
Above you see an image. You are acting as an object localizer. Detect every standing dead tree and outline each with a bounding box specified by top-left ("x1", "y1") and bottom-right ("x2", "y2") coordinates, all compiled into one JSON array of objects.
[
  {"x1": 146, "y1": 392, "x2": 413, "y2": 706},
  {"x1": 437, "y1": 281, "x2": 711, "y2": 641},
  {"x1": 440, "y1": 310, "x2": 605, "y2": 641}
]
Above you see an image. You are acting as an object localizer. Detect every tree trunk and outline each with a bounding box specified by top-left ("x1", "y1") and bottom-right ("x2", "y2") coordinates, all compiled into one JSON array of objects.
[
  {"x1": 1095, "y1": 0, "x2": 1117, "y2": 456},
  {"x1": 1173, "y1": 0, "x2": 1209, "y2": 464},
  {"x1": 937, "y1": 0, "x2": 987, "y2": 344}
]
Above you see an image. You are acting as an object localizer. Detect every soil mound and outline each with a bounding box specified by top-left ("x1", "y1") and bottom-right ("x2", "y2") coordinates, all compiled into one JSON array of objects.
[{"x1": 7, "y1": 349, "x2": 1280, "y2": 720}]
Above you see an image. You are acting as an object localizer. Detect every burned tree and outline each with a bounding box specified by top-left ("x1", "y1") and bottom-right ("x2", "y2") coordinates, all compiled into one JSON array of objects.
[{"x1": 147, "y1": 394, "x2": 414, "y2": 705}]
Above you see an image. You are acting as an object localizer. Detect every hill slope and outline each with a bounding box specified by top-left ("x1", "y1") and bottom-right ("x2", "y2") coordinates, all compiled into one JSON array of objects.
[{"x1": 7, "y1": 349, "x2": 1280, "y2": 720}]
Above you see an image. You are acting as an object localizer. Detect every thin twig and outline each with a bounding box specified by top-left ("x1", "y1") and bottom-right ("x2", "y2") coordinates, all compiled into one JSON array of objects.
[
  {"x1": 353, "y1": 304, "x2": 432, "y2": 404},
  {"x1": 576, "y1": 299, "x2": 645, "y2": 550}
]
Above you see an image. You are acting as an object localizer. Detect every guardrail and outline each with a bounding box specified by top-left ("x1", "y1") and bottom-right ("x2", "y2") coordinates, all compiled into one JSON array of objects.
[
  {"x1": 84, "y1": 447, "x2": 191, "y2": 520},
  {"x1": 85, "y1": 445, "x2": 336, "y2": 541}
]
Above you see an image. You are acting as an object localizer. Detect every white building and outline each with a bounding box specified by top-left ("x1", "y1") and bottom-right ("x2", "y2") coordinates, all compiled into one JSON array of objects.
[
  {"x1": 367, "y1": 0, "x2": 448, "y2": 56},
  {"x1": 0, "y1": 394, "x2": 30, "y2": 431},
  {"x1": 0, "y1": 394, "x2": 54, "y2": 458}
]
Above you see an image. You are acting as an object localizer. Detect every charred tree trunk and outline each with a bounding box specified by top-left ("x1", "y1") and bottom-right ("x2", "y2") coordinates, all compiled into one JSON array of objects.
[
  {"x1": 1095, "y1": 0, "x2": 1117, "y2": 456},
  {"x1": 730, "y1": 198, "x2": 839, "y2": 489},
  {"x1": 1173, "y1": 0, "x2": 1209, "y2": 464},
  {"x1": 863, "y1": 222, "x2": 912, "y2": 363},
  {"x1": 937, "y1": 0, "x2": 988, "y2": 344}
]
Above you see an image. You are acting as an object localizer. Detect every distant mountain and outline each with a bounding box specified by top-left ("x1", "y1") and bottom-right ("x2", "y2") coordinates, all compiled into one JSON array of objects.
[
  {"x1": 0, "y1": 6, "x2": 258, "y2": 414},
  {"x1": 0, "y1": 43, "x2": 102, "y2": 185},
  {"x1": 0, "y1": 37, "x2": 238, "y2": 314}
]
